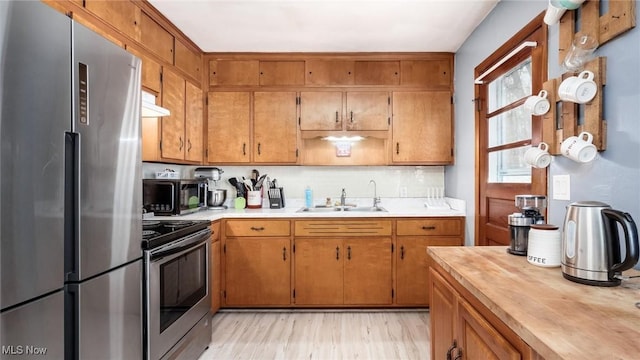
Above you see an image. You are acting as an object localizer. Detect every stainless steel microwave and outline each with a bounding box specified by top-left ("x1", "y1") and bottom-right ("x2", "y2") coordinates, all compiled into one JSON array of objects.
[{"x1": 143, "y1": 179, "x2": 207, "y2": 216}]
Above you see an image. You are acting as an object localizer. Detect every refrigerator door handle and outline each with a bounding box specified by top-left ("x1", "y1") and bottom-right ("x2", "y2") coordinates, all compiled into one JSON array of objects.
[{"x1": 64, "y1": 132, "x2": 80, "y2": 282}]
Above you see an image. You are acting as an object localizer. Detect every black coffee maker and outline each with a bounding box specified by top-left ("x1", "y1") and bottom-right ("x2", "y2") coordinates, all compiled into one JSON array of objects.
[{"x1": 507, "y1": 195, "x2": 547, "y2": 255}]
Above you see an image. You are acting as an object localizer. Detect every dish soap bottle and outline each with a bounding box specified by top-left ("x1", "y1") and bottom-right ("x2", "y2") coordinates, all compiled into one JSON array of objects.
[{"x1": 305, "y1": 186, "x2": 313, "y2": 208}]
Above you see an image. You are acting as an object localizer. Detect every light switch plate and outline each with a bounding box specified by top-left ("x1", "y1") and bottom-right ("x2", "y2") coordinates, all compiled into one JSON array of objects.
[{"x1": 553, "y1": 175, "x2": 570, "y2": 200}]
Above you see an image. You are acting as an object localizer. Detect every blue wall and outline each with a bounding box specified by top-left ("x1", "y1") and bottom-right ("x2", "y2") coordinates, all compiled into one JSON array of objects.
[{"x1": 449, "y1": 0, "x2": 640, "y2": 269}]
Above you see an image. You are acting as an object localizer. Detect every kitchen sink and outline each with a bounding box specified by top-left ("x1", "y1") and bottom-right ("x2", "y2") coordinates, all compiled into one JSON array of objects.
[
  {"x1": 343, "y1": 206, "x2": 387, "y2": 212},
  {"x1": 296, "y1": 206, "x2": 387, "y2": 213}
]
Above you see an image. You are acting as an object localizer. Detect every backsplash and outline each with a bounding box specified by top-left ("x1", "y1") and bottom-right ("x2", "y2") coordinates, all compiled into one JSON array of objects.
[{"x1": 143, "y1": 163, "x2": 445, "y2": 201}]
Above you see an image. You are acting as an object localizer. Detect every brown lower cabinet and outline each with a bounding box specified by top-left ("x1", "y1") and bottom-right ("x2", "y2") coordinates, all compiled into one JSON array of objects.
[
  {"x1": 429, "y1": 266, "x2": 530, "y2": 359},
  {"x1": 219, "y1": 217, "x2": 464, "y2": 308},
  {"x1": 294, "y1": 237, "x2": 392, "y2": 306},
  {"x1": 210, "y1": 221, "x2": 221, "y2": 313}
]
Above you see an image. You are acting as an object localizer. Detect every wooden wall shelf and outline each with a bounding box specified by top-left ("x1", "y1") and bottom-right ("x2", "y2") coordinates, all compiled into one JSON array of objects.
[{"x1": 541, "y1": 57, "x2": 607, "y2": 155}]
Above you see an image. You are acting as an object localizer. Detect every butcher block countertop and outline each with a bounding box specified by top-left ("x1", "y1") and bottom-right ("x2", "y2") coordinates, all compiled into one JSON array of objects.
[{"x1": 428, "y1": 246, "x2": 640, "y2": 360}]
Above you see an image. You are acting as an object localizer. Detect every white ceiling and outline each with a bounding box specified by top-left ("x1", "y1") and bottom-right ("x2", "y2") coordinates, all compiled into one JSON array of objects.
[{"x1": 147, "y1": 0, "x2": 499, "y2": 53}]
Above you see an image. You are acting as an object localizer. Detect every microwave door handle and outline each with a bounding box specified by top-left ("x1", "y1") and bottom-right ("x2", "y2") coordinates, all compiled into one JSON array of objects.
[
  {"x1": 170, "y1": 183, "x2": 176, "y2": 211},
  {"x1": 150, "y1": 229, "x2": 210, "y2": 260}
]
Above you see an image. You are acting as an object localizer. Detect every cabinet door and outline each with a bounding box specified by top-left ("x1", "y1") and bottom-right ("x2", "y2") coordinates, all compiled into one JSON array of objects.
[
  {"x1": 224, "y1": 238, "x2": 291, "y2": 306},
  {"x1": 84, "y1": 0, "x2": 141, "y2": 42},
  {"x1": 458, "y1": 299, "x2": 521, "y2": 360},
  {"x1": 211, "y1": 239, "x2": 221, "y2": 313},
  {"x1": 400, "y1": 60, "x2": 452, "y2": 87},
  {"x1": 346, "y1": 92, "x2": 390, "y2": 131},
  {"x1": 140, "y1": 12, "x2": 174, "y2": 64},
  {"x1": 305, "y1": 60, "x2": 354, "y2": 85},
  {"x1": 299, "y1": 91, "x2": 343, "y2": 131},
  {"x1": 207, "y1": 92, "x2": 251, "y2": 163},
  {"x1": 429, "y1": 269, "x2": 457, "y2": 360},
  {"x1": 259, "y1": 61, "x2": 305, "y2": 86},
  {"x1": 254, "y1": 92, "x2": 298, "y2": 163},
  {"x1": 392, "y1": 91, "x2": 452, "y2": 164},
  {"x1": 160, "y1": 68, "x2": 185, "y2": 161},
  {"x1": 209, "y1": 60, "x2": 259, "y2": 86},
  {"x1": 397, "y1": 238, "x2": 462, "y2": 306},
  {"x1": 344, "y1": 237, "x2": 392, "y2": 305},
  {"x1": 294, "y1": 238, "x2": 343, "y2": 305},
  {"x1": 184, "y1": 81, "x2": 203, "y2": 162},
  {"x1": 354, "y1": 61, "x2": 399, "y2": 85},
  {"x1": 175, "y1": 38, "x2": 202, "y2": 82}
]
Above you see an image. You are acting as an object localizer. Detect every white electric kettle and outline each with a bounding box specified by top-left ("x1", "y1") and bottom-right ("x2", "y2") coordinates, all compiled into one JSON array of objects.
[{"x1": 561, "y1": 201, "x2": 639, "y2": 286}]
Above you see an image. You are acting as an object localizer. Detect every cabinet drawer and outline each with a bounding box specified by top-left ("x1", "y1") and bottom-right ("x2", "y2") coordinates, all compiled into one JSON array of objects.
[
  {"x1": 225, "y1": 220, "x2": 290, "y2": 237},
  {"x1": 295, "y1": 220, "x2": 392, "y2": 237},
  {"x1": 397, "y1": 218, "x2": 462, "y2": 236}
]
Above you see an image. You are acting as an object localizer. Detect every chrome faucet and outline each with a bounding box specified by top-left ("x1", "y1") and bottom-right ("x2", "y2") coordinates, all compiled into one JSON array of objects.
[
  {"x1": 369, "y1": 180, "x2": 381, "y2": 208},
  {"x1": 340, "y1": 188, "x2": 347, "y2": 207}
]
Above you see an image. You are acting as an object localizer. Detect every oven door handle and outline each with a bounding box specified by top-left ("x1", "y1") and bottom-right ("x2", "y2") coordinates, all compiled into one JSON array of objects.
[{"x1": 151, "y1": 229, "x2": 211, "y2": 261}]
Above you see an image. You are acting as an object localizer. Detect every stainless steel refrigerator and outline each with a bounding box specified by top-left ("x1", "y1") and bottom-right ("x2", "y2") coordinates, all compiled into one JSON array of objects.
[{"x1": 0, "y1": 2, "x2": 143, "y2": 359}]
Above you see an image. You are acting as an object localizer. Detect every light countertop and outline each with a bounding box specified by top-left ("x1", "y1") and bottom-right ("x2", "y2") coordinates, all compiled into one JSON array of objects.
[
  {"x1": 428, "y1": 246, "x2": 640, "y2": 360},
  {"x1": 147, "y1": 197, "x2": 466, "y2": 221}
]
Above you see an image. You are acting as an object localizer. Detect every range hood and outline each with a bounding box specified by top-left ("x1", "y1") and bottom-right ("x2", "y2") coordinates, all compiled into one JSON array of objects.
[{"x1": 141, "y1": 90, "x2": 170, "y2": 117}]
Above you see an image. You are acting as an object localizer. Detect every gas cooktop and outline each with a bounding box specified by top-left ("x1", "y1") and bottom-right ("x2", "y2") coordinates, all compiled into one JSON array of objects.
[{"x1": 142, "y1": 219, "x2": 210, "y2": 250}]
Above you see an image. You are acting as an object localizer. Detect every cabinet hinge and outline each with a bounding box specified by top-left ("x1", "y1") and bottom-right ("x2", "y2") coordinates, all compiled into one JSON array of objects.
[
  {"x1": 298, "y1": 117, "x2": 301, "y2": 126},
  {"x1": 160, "y1": 72, "x2": 163, "y2": 84},
  {"x1": 205, "y1": 149, "x2": 208, "y2": 158},
  {"x1": 223, "y1": 290, "x2": 226, "y2": 299},
  {"x1": 206, "y1": 97, "x2": 209, "y2": 106},
  {"x1": 451, "y1": 96, "x2": 454, "y2": 104},
  {"x1": 296, "y1": 149, "x2": 299, "y2": 158},
  {"x1": 473, "y1": 98, "x2": 482, "y2": 112},
  {"x1": 388, "y1": 117, "x2": 391, "y2": 126},
  {"x1": 391, "y1": 244, "x2": 394, "y2": 252},
  {"x1": 388, "y1": 96, "x2": 391, "y2": 105},
  {"x1": 392, "y1": 289, "x2": 394, "y2": 298},
  {"x1": 293, "y1": 243, "x2": 296, "y2": 253},
  {"x1": 223, "y1": 244, "x2": 226, "y2": 253},
  {"x1": 159, "y1": 140, "x2": 162, "y2": 151},
  {"x1": 451, "y1": 148, "x2": 454, "y2": 157},
  {"x1": 296, "y1": 96, "x2": 300, "y2": 105},
  {"x1": 293, "y1": 289, "x2": 296, "y2": 298}
]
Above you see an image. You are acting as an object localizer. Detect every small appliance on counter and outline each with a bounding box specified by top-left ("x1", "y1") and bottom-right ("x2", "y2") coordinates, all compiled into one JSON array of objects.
[
  {"x1": 507, "y1": 195, "x2": 547, "y2": 255},
  {"x1": 194, "y1": 167, "x2": 227, "y2": 209},
  {"x1": 561, "y1": 201, "x2": 639, "y2": 286},
  {"x1": 143, "y1": 179, "x2": 207, "y2": 215}
]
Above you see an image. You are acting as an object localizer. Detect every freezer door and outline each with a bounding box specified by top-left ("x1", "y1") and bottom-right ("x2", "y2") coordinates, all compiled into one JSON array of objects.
[
  {"x1": 71, "y1": 260, "x2": 142, "y2": 360},
  {"x1": 0, "y1": 1, "x2": 69, "y2": 309},
  {"x1": 71, "y1": 21, "x2": 143, "y2": 280},
  {"x1": 0, "y1": 291, "x2": 64, "y2": 359}
]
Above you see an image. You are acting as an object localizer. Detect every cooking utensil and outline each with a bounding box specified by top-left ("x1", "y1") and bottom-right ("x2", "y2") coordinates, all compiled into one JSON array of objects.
[
  {"x1": 254, "y1": 174, "x2": 267, "y2": 190},
  {"x1": 243, "y1": 178, "x2": 254, "y2": 191},
  {"x1": 562, "y1": 201, "x2": 639, "y2": 286},
  {"x1": 251, "y1": 169, "x2": 259, "y2": 182}
]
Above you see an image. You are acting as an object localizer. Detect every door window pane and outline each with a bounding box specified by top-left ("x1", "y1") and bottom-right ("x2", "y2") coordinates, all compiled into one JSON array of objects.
[
  {"x1": 487, "y1": 58, "x2": 532, "y2": 113},
  {"x1": 488, "y1": 146, "x2": 531, "y2": 183},
  {"x1": 488, "y1": 105, "x2": 531, "y2": 148}
]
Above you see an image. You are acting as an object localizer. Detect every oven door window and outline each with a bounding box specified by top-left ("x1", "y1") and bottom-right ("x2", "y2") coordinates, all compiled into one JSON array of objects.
[{"x1": 159, "y1": 244, "x2": 207, "y2": 332}]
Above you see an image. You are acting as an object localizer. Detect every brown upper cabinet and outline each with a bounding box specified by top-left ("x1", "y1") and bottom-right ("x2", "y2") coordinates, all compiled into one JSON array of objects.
[
  {"x1": 299, "y1": 91, "x2": 343, "y2": 131},
  {"x1": 84, "y1": 0, "x2": 141, "y2": 42},
  {"x1": 175, "y1": 38, "x2": 202, "y2": 82},
  {"x1": 207, "y1": 92, "x2": 252, "y2": 163},
  {"x1": 401, "y1": 60, "x2": 452, "y2": 87},
  {"x1": 209, "y1": 60, "x2": 259, "y2": 86},
  {"x1": 392, "y1": 91, "x2": 453, "y2": 164},
  {"x1": 253, "y1": 92, "x2": 299, "y2": 163},
  {"x1": 259, "y1": 61, "x2": 305, "y2": 86},
  {"x1": 305, "y1": 60, "x2": 355, "y2": 85},
  {"x1": 354, "y1": 61, "x2": 400, "y2": 85},
  {"x1": 346, "y1": 91, "x2": 390, "y2": 131},
  {"x1": 140, "y1": 12, "x2": 174, "y2": 64}
]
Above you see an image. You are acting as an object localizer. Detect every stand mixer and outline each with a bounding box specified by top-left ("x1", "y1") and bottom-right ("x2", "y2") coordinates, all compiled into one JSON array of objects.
[
  {"x1": 194, "y1": 167, "x2": 227, "y2": 209},
  {"x1": 507, "y1": 195, "x2": 547, "y2": 255}
]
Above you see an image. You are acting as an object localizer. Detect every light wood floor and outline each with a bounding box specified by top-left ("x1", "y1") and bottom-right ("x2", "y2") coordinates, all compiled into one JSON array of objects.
[{"x1": 198, "y1": 310, "x2": 430, "y2": 360}]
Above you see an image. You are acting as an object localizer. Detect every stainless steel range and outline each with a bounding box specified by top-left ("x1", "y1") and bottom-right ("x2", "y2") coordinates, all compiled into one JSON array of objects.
[{"x1": 143, "y1": 220, "x2": 212, "y2": 360}]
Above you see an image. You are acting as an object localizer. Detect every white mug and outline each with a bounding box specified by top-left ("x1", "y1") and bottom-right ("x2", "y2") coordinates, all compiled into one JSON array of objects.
[
  {"x1": 524, "y1": 142, "x2": 551, "y2": 168},
  {"x1": 560, "y1": 132, "x2": 597, "y2": 163},
  {"x1": 246, "y1": 190, "x2": 262, "y2": 208},
  {"x1": 558, "y1": 70, "x2": 597, "y2": 104},
  {"x1": 524, "y1": 90, "x2": 551, "y2": 116}
]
